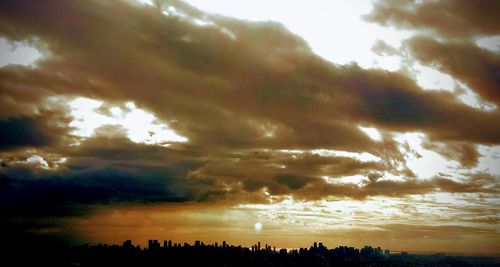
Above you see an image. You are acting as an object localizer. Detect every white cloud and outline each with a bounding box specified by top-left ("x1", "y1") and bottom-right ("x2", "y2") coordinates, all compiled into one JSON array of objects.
[{"x1": 0, "y1": 38, "x2": 42, "y2": 67}]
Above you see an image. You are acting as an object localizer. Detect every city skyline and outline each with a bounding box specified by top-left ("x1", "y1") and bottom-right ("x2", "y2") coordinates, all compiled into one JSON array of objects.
[
  {"x1": 1, "y1": 0, "x2": 499, "y2": 255},
  {"x1": 8, "y1": 238, "x2": 500, "y2": 267}
]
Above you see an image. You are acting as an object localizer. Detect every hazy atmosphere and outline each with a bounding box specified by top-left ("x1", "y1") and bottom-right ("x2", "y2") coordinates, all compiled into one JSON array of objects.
[{"x1": 1, "y1": 0, "x2": 499, "y2": 255}]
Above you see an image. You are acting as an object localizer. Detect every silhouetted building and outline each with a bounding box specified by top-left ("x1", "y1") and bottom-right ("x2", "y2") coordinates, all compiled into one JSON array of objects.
[
  {"x1": 148, "y1": 240, "x2": 160, "y2": 250},
  {"x1": 123, "y1": 240, "x2": 133, "y2": 249}
]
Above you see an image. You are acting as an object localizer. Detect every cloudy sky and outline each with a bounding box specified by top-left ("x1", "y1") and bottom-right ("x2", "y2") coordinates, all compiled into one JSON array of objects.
[{"x1": 1, "y1": 0, "x2": 499, "y2": 254}]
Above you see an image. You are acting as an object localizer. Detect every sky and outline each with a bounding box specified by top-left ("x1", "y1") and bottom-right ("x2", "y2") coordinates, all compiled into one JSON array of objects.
[{"x1": 0, "y1": 0, "x2": 499, "y2": 254}]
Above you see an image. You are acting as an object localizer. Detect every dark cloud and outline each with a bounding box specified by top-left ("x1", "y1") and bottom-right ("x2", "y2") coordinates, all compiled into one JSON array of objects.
[
  {"x1": 340, "y1": 65, "x2": 500, "y2": 143},
  {"x1": 0, "y1": 112, "x2": 70, "y2": 150},
  {"x1": 404, "y1": 35, "x2": 500, "y2": 105},
  {"x1": 0, "y1": 166, "x2": 188, "y2": 217},
  {"x1": 365, "y1": 0, "x2": 500, "y2": 39},
  {"x1": 0, "y1": 137, "x2": 212, "y2": 219},
  {"x1": 2, "y1": 157, "x2": 494, "y2": 219},
  {"x1": 2, "y1": 133, "x2": 494, "y2": 217}
]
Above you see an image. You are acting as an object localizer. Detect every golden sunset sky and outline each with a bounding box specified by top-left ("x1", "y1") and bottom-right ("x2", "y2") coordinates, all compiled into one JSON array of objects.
[{"x1": 0, "y1": 0, "x2": 499, "y2": 254}]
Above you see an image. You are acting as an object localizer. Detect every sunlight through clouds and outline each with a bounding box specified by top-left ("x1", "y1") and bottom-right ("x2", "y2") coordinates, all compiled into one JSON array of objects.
[
  {"x1": 69, "y1": 97, "x2": 187, "y2": 145},
  {"x1": 357, "y1": 126, "x2": 382, "y2": 142},
  {"x1": 394, "y1": 133, "x2": 462, "y2": 180}
]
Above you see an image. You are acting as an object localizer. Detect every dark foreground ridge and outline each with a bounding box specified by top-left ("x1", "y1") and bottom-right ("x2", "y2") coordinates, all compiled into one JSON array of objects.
[{"x1": 6, "y1": 239, "x2": 500, "y2": 267}]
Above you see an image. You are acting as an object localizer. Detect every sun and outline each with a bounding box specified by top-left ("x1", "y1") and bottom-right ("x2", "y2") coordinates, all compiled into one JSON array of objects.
[{"x1": 254, "y1": 222, "x2": 262, "y2": 232}]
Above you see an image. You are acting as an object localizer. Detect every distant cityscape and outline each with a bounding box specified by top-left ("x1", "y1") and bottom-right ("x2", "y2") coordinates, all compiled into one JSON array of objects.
[{"x1": 7, "y1": 239, "x2": 499, "y2": 267}]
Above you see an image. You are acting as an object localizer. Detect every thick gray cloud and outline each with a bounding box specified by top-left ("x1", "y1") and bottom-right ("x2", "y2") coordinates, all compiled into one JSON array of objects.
[{"x1": 0, "y1": 116, "x2": 64, "y2": 150}]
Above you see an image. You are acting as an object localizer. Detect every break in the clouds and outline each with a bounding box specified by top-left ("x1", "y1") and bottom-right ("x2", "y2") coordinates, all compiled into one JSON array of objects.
[{"x1": 0, "y1": 0, "x2": 499, "y2": 253}]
